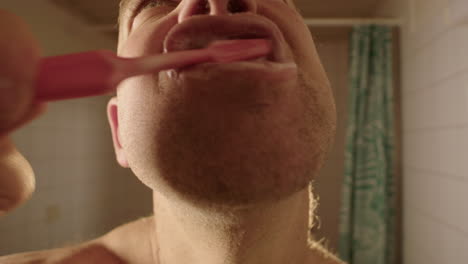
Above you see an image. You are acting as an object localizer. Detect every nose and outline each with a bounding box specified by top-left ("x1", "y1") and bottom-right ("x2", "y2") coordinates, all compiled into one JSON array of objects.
[{"x1": 178, "y1": 0, "x2": 256, "y2": 23}]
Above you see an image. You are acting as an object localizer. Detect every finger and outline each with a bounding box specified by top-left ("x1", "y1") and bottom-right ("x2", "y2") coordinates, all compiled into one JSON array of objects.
[
  {"x1": 0, "y1": 137, "x2": 35, "y2": 215},
  {"x1": 0, "y1": 9, "x2": 41, "y2": 132}
]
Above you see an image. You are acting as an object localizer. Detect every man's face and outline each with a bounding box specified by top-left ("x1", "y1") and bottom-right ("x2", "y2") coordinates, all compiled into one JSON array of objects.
[{"x1": 110, "y1": 0, "x2": 337, "y2": 208}]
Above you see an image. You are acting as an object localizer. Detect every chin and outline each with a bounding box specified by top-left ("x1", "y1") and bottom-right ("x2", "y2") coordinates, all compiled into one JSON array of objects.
[{"x1": 120, "y1": 66, "x2": 337, "y2": 208}]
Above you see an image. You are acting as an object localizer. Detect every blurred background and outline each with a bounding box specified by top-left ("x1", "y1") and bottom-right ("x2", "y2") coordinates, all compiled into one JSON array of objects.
[{"x1": 1, "y1": 0, "x2": 467, "y2": 263}]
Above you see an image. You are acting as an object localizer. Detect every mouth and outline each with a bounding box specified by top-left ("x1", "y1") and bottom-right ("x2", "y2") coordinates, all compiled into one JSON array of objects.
[{"x1": 163, "y1": 14, "x2": 290, "y2": 66}]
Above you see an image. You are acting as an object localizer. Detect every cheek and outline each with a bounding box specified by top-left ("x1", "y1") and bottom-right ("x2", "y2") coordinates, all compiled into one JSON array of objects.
[
  {"x1": 118, "y1": 22, "x2": 166, "y2": 58},
  {"x1": 118, "y1": 76, "x2": 159, "y2": 141},
  {"x1": 118, "y1": 11, "x2": 180, "y2": 57}
]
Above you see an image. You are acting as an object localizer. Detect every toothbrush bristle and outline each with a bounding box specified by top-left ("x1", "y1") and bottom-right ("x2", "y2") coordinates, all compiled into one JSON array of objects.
[{"x1": 208, "y1": 39, "x2": 272, "y2": 63}]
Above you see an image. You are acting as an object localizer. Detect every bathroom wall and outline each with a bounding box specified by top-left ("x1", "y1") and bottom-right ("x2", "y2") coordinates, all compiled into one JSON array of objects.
[
  {"x1": 377, "y1": 0, "x2": 468, "y2": 262},
  {"x1": 0, "y1": 2, "x2": 152, "y2": 254},
  {"x1": 309, "y1": 27, "x2": 351, "y2": 253}
]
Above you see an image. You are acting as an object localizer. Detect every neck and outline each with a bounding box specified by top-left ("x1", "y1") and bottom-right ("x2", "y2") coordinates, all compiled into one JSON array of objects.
[{"x1": 149, "y1": 186, "x2": 313, "y2": 264}]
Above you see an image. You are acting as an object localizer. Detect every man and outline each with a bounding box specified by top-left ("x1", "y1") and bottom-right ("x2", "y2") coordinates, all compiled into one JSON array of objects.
[{"x1": 0, "y1": 0, "x2": 343, "y2": 263}]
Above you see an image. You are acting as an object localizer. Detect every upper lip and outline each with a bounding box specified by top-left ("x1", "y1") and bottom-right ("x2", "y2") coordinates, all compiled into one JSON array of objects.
[{"x1": 163, "y1": 14, "x2": 288, "y2": 63}]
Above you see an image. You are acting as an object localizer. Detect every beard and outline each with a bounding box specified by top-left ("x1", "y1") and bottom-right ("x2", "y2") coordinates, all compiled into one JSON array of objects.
[{"x1": 120, "y1": 64, "x2": 336, "y2": 209}]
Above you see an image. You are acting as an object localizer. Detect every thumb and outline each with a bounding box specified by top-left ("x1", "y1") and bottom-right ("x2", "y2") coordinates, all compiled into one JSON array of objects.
[{"x1": 0, "y1": 9, "x2": 41, "y2": 132}]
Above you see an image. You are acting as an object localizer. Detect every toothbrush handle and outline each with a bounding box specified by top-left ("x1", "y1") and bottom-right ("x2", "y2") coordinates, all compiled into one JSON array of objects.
[
  {"x1": 35, "y1": 50, "x2": 116, "y2": 102},
  {"x1": 33, "y1": 49, "x2": 211, "y2": 102},
  {"x1": 34, "y1": 39, "x2": 272, "y2": 102}
]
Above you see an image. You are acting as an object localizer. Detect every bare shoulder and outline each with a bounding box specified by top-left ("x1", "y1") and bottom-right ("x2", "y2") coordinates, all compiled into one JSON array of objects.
[
  {"x1": 0, "y1": 241, "x2": 125, "y2": 264},
  {"x1": 0, "y1": 217, "x2": 154, "y2": 264},
  {"x1": 99, "y1": 215, "x2": 154, "y2": 264}
]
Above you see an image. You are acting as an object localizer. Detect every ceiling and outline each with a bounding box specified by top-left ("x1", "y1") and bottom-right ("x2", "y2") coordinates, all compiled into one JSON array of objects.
[
  {"x1": 296, "y1": 0, "x2": 381, "y2": 18},
  {"x1": 52, "y1": 0, "x2": 381, "y2": 26},
  {"x1": 52, "y1": 0, "x2": 120, "y2": 26}
]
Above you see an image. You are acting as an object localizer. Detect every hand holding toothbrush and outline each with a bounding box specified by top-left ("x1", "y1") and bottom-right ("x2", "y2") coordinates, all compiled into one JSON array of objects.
[{"x1": 0, "y1": 10, "x2": 44, "y2": 217}]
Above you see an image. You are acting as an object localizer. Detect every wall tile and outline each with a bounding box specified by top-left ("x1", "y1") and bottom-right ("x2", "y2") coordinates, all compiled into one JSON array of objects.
[
  {"x1": 404, "y1": 128, "x2": 467, "y2": 177},
  {"x1": 449, "y1": 0, "x2": 468, "y2": 27},
  {"x1": 459, "y1": 25, "x2": 468, "y2": 71},
  {"x1": 433, "y1": 76, "x2": 467, "y2": 127},
  {"x1": 455, "y1": 128, "x2": 468, "y2": 179},
  {"x1": 404, "y1": 207, "x2": 468, "y2": 263},
  {"x1": 432, "y1": 31, "x2": 458, "y2": 82},
  {"x1": 404, "y1": 205, "x2": 438, "y2": 264},
  {"x1": 405, "y1": 168, "x2": 468, "y2": 233}
]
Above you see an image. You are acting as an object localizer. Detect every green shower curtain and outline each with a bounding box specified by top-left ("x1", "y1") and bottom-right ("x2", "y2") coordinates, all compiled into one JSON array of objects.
[{"x1": 338, "y1": 25, "x2": 396, "y2": 264}]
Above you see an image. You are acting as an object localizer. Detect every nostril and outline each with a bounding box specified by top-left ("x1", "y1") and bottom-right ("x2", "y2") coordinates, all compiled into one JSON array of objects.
[
  {"x1": 192, "y1": 0, "x2": 249, "y2": 15},
  {"x1": 228, "y1": 0, "x2": 248, "y2": 13},
  {"x1": 195, "y1": 0, "x2": 210, "y2": 14}
]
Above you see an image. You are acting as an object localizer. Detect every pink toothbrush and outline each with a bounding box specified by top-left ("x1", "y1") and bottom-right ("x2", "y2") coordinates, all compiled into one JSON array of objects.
[{"x1": 35, "y1": 39, "x2": 272, "y2": 101}]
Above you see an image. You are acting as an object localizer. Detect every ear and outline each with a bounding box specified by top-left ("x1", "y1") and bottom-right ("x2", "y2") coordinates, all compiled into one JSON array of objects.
[{"x1": 107, "y1": 97, "x2": 129, "y2": 168}]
